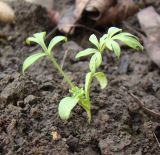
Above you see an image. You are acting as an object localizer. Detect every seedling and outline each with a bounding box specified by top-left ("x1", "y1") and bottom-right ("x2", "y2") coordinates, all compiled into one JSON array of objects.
[{"x1": 22, "y1": 27, "x2": 143, "y2": 123}]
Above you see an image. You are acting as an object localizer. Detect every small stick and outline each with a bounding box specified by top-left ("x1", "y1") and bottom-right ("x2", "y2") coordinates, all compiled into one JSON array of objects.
[
  {"x1": 122, "y1": 86, "x2": 160, "y2": 119},
  {"x1": 123, "y1": 21, "x2": 146, "y2": 37},
  {"x1": 59, "y1": 23, "x2": 102, "y2": 35},
  {"x1": 29, "y1": 23, "x2": 101, "y2": 53},
  {"x1": 153, "y1": 131, "x2": 160, "y2": 149},
  {"x1": 61, "y1": 49, "x2": 69, "y2": 69}
]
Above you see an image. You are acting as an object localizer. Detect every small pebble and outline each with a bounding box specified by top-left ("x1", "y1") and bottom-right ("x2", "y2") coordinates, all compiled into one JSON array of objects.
[{"x1": 51, "y1": 131, "x2": 61, "y2": 141}]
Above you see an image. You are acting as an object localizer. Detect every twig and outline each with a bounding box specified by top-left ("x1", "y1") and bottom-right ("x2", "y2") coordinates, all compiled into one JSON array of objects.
[
  {"x1": 123, "y1": 21, "x2": 146, "y2": 38},
  {"x1": 29, "y1": 23, "x2": 101, "y2": 54},
  {"x1": 122, "y1": 86, "x2": 160, "y2": 119},
  {"x1": 60, "y1": 49, "x2": 69, "y2": 69},
  {"x1": 153, "y1": 131, "x2": 160, "y2": 149},
  {"x1": 73, "y1": 24, "x2": 102, "y2": 35}
]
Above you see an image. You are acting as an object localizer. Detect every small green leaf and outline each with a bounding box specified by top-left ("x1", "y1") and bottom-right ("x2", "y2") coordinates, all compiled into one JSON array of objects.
[
  {"x1": 69, "y1": 87, "x2": 84, "y2": 99},
  {"x1": 112, "y1": 33, "x2": 143, "y2": 50},
  {"x1": 48, "y1": 36, "x2": 67, "y2": 54},
  {"x1": 89, "y1": 52, "x2": 102, "y2": 73},
  {"x1": 26, "y1": 32, "x2": 46, "y2": 45},
  {"x1": 26, "y1": 32, "x2": 47, "y2": 52},
  {"x1": 105, "y1": 38, "x2": 113, "y2": 51},
  {"x1": 85, "y1": 72, "x2": 92, "y2": 96},
  {"x1": 22, "y1": 52, "x2": 46, "y2": 73},
  {"x1": 89, "y1": 34, "x2": 99, "y2": 49},
  {"x1": 111, "y1": 40, "x2": 121, "y2": 58},
  {"x1": 33, "y1": 32, "x2": 46, "y2": 39},
  {"x1": 58, "y1": 97, "x2": 79, "y2": 120},
  {"x1": 94, "y1": 72, "x2": 108, "y2": 89},
  {"x1": 117, "y1": 32, "x2": 139, "y2": 40},
  {"x1": 99, "y1": 35, "x2": 107, "y2": 52},
  {"x1": 26, "y1": 37, "x2": 38, "y2": 45},
  {"x1": 75, "y1": 48, "x2": 97, "y2": 59},
  {"x1": 107, "y1": 27, "x2": 122, "y2": 38}
]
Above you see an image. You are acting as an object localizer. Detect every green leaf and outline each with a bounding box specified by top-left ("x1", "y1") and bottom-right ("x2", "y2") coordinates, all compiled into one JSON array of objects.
[
  {"x1": 22, "y1": 52, "x2": 46, "y2": 73},
  {"x1": 89, "y1": 52, "x2": 102, "y2": 73},
  {"x1": 26, "y1": 32, "x2": 46, "y2": 45},
  {"x1": 99, "y1": 35, "x2": 107, "y2": 52},
  {"x1": 105, "y1": 38, "x2": 113, "y2": 51},
  {"x1": 58, "y1": 97, "x2": 79, "y2": 120},
  {"x1": 107, "y1": 27, "x2": 122, "y2": 38},
  {"x1": 26, "y1": 37, "x2": 38, "y2": 45},
  {"x1": 26, "y1": 32, "x2": 47, "y2": 52},
  {"x1": 117, "y1": 32, "x2": 139, "y2": 40},
  {"x1": 94, "y1": 72, "x2": 108, "y2": 89},
  {"x1": 89, "y1": 34, "x2": 99, "y2": 49},
  {"x1": 111, "y1": 40, "x2": 121, "y2": 58},
  {"x1": 112, "y1": 33, "x2": 143, "y2": 50},
  {"x1": 48, "y1": 36, "x2": 67, "y2": 54},
  {"x1": 75, "y1": 48, "x2": 97, "y2": 59},
  {"x1": 69, "y1": 87, "x2": 84, "y2": 99},
  {"x1": 85, "y1": 72, "x2": 92, "y2": 96},
  {"x1": 33, "y1": 32, "x2": 46, "y2": 38}
]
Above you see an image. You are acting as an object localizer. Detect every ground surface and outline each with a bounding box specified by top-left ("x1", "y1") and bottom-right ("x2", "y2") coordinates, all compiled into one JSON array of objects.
[{"x1": 0, "y1": 1, "x2": 160, "y2": 155}]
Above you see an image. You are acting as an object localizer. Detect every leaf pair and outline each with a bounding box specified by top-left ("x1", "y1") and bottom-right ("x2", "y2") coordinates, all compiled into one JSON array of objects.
[
  {"x1": 105, "y1": 27, "x2": 143, "y2": 58},
  {"x1": 22, "y1": 32, "x2": 67, "y2": 74}
]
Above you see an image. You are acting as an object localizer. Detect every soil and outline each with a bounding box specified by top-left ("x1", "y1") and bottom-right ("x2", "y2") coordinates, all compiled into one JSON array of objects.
[{"x1": 0, "y1": 1, "x2": 160, "y2": 155}]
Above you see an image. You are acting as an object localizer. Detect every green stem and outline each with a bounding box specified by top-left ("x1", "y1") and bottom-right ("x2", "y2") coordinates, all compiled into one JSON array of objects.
[
  {"x1": 40, "y1": 40, "x2": 48, "y2": 53},
  {"x1": 86, "y1": 72, "x2": 94, "y2": 100},
  {"x1": 48, "y1": 55, "x2": 75, "y2": 88},
  {"x1": 84, "y1": 72, "x2": 94, "y2": 123},
  {"x1": 86, "y1": 101, "x2": 91, "y2": 123},
  {"x1": 80, "y1": 99, "x2": 91, "y2": 123}
]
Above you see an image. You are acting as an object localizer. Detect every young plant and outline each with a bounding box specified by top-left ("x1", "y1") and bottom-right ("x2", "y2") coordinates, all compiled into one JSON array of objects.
[{"x1": 22, "y1": 27, "x2": 143, "y2": 123}]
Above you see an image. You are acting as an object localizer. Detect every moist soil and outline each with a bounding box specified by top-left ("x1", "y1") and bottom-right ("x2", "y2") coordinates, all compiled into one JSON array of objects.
[{"x1": 0, "y1": 1, "x2": 160, "y2": 155}]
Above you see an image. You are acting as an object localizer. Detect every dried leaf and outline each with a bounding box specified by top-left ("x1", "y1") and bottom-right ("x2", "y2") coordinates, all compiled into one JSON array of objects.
[
  {"x1": 58, "y1": 0, "x2": 139, "y2": 34},
  {"x1": 94, "y1": 0, "x2": 139, "y2": 26},
  {"x1": 137, "y1": 7, "x2": 160, "y2": 67},
  {"x1": 58, "y1": 0, "x2": 89, "y2": 34}
]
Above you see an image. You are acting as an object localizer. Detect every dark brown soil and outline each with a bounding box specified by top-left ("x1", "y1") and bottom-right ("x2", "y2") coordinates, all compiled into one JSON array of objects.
[{"x1": 0, "y1": 1, "x2": 160, "y2": 155}]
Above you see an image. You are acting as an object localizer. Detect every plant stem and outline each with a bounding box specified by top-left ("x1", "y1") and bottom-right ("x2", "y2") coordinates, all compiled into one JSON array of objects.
[
  {"x1": 80, "y1": 99, "x2": 91, "y2": 123},
  {"x1": 86, "y1": 72, "x2": 94, "y2": 100},
  {"x1": 48, "y1": 55, "x2": 75, "y2": 88}
]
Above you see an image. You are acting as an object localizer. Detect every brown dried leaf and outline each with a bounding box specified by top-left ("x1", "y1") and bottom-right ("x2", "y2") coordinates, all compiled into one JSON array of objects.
[
  {"x1": 58, "y1": 0, "x2": 138, "y2": 34},
  {"x1": 137, "y1": 7, "x2": 160, "y2": 67},
  {"x1": 58, "y1": 0, "x2": 89, "y2": 34},
  {"x1": 85, "y1": 0, "x2": 114, "y2": 20},
  {"x1": 93, "y1": 0, "x2": 139, "y2": 26}
]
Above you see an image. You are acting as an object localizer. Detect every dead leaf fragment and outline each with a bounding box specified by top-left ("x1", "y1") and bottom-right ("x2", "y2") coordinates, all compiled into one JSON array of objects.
[
  {"x1": 93, "y1": 0, "x2": 139, "y2": 26},
  {"x1": 0, "y1": 1, "x2": 15, "y2": 23},
  {"x1": 58, "y1": 0, "x2": 89, "y2": 34},
  {"x1": 58, "y1": 0, "x2": 139, "y2": 34},
  {"x1": 137, "y1": 7, "x2": 160, "y2": 67}
]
